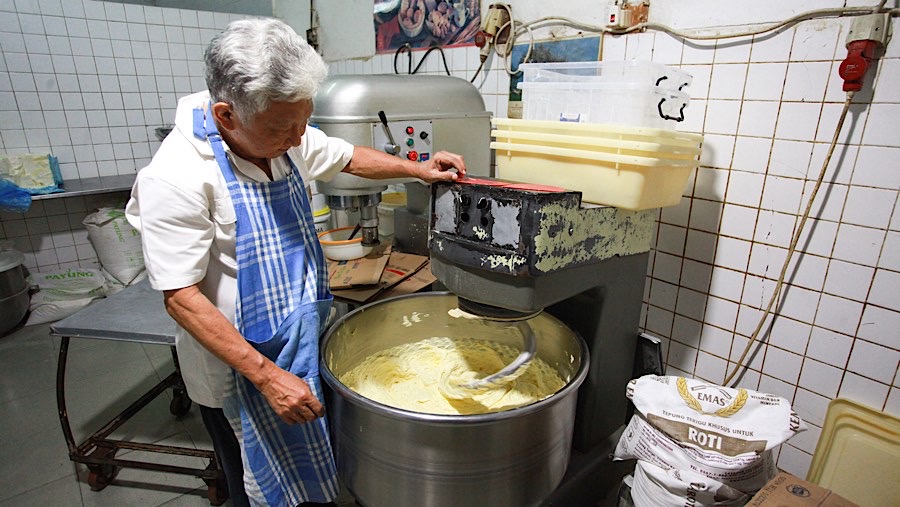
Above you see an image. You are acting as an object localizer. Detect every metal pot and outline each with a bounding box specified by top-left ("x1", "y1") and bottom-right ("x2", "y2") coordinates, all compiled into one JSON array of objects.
[
  {"x1": 0, "y1": 250, "x2": 29, "y2": 335},
  {"x1": 321, "y1": 292, "x2": 589, "y2": 507}
]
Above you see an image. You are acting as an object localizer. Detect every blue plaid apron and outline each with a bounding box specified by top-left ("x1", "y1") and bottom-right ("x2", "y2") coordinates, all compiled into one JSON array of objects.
[{"x1": 194, "y1": 104, "x2": 338, "y2": 506}]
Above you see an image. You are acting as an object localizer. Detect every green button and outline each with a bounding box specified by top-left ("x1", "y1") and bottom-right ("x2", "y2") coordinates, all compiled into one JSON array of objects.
[{"x1": 406, "y1": 138, "x2": 415, "y2": 147}]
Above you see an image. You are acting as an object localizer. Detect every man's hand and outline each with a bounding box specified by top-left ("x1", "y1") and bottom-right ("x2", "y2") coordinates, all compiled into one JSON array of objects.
[
  {"x1": 256, "y1": 366, "x2": 325, "y2": 424},
  {"x1": 162, "y1": 286, "x2": 324, "y2": 425},
  {"x1": 416, "y1": 150, "x2": 467, "y2": 183}
]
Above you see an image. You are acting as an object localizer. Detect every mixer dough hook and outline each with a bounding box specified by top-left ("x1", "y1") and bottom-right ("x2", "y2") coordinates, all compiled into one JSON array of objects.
[{"x1": 440, "y1": 319, "x2": 537, "y2": 399}]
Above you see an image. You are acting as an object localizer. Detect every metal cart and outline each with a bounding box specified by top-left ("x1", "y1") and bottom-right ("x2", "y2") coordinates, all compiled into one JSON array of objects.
[{"x1": 50, "y1": 280, "x2": 226, "y2": 505}]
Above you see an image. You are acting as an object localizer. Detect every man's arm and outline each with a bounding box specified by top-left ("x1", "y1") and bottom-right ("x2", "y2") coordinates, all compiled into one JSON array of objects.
[
  {"x1": 163, "y1": 285, "x2": 323, "y2": 424},
  {"x1": 342, "y1": 145, "x2": 466, "y2": 183}
]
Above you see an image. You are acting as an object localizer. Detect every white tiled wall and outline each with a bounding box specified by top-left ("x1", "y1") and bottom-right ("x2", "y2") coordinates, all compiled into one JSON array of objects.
[
  {"x1": 618, "y1": 18, "x2": 899, "y2": 477},
  {"x1": 0, "y1": 0, "x2": 236, "y2": 272},
  {"x1": 1, "y1": 0, "x2": 897, "y2": 482},
  {"x1": 329, "y1": 15, "x2": 900, "y2": 479}
]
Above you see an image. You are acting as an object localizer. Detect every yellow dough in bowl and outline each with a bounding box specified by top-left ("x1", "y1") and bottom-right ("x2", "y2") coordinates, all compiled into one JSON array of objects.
[{"x1": 338, "y1": 336, "x2": 566, "y2": 415}]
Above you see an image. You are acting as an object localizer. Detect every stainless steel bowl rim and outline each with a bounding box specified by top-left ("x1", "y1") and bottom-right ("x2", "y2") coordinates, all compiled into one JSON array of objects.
[
  {"x1": 0, "y1": 284, "x2": 29, "y2": 302},
  {"x1": 0, "y1": 250, "x2": 24, "y2": 272},
  {"x1": 320, "y1": 291, "x2": 590, "y2": 424}
]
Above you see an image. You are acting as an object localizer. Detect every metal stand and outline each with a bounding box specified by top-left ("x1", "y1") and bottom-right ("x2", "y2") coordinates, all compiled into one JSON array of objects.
[{"x1": 51, "y1": 280, "x2": 226, "y2": 505}]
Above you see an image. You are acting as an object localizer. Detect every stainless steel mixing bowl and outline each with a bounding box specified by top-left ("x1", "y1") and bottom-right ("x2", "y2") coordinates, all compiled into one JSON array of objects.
[{"x1": 321, "y1": 292, "x2": 589, "y2": 507}]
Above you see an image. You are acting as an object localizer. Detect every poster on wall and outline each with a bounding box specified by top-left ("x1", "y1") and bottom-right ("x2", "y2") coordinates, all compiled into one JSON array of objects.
[{"x1": 374, "y1": 0, "x2": 480, "y2": 54}]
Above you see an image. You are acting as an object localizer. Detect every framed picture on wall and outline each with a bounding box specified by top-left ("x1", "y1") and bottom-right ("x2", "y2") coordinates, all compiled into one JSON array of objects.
[{"x1": 374, "y1": 0, "x2": 479, "y2": 54}]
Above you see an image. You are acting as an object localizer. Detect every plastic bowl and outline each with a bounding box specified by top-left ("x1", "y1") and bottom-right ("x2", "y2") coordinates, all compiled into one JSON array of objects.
[{"x1": 318, "y1": 227, "x2": 373, "y2": 261}]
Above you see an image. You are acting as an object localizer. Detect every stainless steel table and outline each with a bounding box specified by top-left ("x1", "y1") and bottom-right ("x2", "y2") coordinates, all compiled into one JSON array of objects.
[{"x1": 50, "y1": 280, "x2": 226, "y2": 505}]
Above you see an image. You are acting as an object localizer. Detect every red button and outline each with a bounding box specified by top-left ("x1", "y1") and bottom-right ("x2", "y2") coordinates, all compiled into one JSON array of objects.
[
  {"x1": 406, "y1": 126, "x2": 415, "y2": 135},
  {"x1": 407, "y1": 151, "x2": 418, "y2": 161}
]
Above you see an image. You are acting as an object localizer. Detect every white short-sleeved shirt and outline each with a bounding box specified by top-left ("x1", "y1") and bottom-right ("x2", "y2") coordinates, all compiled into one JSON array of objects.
[{"x1": 125, "y1": 90, "x2": 353, "y2": 408}]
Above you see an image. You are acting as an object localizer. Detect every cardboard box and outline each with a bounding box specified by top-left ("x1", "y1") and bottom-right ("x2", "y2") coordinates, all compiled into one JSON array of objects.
[
  {"x1": 326, "y1": 243, "x2": 392, "y2": 289},
  {"x1": 746, "y1": 472, "x2": 857, "y2": 507},
  {"x1": 331, "y1": 251, "x2": 428, "y2": 303}
]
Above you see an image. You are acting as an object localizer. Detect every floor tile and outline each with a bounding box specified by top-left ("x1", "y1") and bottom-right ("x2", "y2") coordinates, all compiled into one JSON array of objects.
[
  {"x1": 0, "y1": 473, "x2": 83, "y2": 507},
  {"x1": 0, "y1": 386, "x2": 63, "y2": 440},
  {"x1": 0, "y1": 420, "x2": 78, "y2": 501}
]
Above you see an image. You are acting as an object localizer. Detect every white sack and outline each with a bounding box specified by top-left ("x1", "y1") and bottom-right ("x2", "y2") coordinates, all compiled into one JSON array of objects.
[
  {"x1": 101, "y1": 266, "x2": 147, "y2": 295},
  {"x1": 615, "y1": 375, "x2": 806, "y2": 500},
  {"x1": 615, "y1": 414, "x2": 779, "y2": 493},
  {"x1": 630, "y1": 460, "x2": 749, "y2": 507},
  {"x1": 25, "y1": 268, "x2": 107, "y2": 325},
  {"x1": 626, "y1": 375, "x2": 806, "y2": 454},
  {"x1": 83, "y1": 207, "x2": 145, "y2": 285}
]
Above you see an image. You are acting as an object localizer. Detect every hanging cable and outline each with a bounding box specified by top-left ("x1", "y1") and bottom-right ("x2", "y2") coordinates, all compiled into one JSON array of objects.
[
  {"x1": 723, "y1": 92, "x2": 856, "y2": 387},
  {"x1": 469, "y1": 58, "x2": 485, "y2": 83},
  {"x1": 393, "y1": 43, "x2": 413, "y2": 74},
  {"x1": 411, "y1": 45, "x2": 451, "y2": 75}
]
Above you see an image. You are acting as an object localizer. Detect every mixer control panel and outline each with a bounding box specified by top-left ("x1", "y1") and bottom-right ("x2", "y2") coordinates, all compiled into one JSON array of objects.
[{"x1": 373, "y1": 119, "x2": 433, "y2": 162}]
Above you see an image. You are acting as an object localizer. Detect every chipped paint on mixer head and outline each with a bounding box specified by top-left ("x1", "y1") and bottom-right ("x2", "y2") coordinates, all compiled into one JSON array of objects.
[
  {"x1": 483, "y1": 252, "x2": 527, "y2": 273},
  {"x1": 489, "y1": 200, "x2": 521, "y2": 248},
  {"x1": 534, "y1": 205, "x2": 654, "y2": 272},
  {"x1": 433, "y1": 185, "x2": 457, "y2": 233}
]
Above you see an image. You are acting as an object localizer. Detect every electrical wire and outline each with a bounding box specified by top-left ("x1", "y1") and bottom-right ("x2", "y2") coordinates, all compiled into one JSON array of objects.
[
  {"x1": 469, "y1": 58, "x2": 485, "y2": 83},
  {"x1": 488, "y1": 4, "x2": 897, "y2": 76},
  {"x1": 723, "y1": 92, "x2": 856, "y2": 387},
  {"x1": 623, "y1": 6, "x2": 893, "y2": 39},
  {"x1": 393, "y1": 43, "x2": 412, "y2": 74},
  {"x1": 410, "y1": 45, "x2": 451, "y2": 75},
  {"x1": 392, "y1": 43, "x2": 451, "y2": 76}
]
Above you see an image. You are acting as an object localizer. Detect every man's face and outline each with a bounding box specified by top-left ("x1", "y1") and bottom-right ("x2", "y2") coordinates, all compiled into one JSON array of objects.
[{"x1": 217, "y1": 99, "x2": 314, "y2": 161}]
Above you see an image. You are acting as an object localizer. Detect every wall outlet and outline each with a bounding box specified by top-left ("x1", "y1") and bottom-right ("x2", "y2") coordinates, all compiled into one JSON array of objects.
[
  {"x1": 607, "y1": 1, "x2": 649, "y2": 30},
  {"x1": 846, "y1": 13, "x2": 892, "y2": 47},
  {"x1": 608, "y1": 1, "x2": 632, "y2": 29}
]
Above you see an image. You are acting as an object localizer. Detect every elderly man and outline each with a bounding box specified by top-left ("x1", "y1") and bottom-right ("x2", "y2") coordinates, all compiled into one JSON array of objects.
[{"x1": 126, "y1": 18, "x2": 465, "y2": 507}]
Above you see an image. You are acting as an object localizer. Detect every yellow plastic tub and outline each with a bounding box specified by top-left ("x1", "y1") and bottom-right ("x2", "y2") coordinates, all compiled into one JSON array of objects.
[
  {"x1": 492, "y1": 118, "x2": 702, "y2": 147},
  {"x1": 490, "y1": 119, "x2": 703, "y2": 210},
  {"x1": 807, "y1": 399, "x2": 899, "y2": 507}
]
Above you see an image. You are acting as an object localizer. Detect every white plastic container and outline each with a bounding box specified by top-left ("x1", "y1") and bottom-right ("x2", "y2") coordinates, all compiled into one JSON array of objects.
[
  {"x1": 313, "y1": 207, "x2": 332, "y2": 234},
  {"x1": 377, "y1": 192, "x2": 407, "y2": 238},
  {"x1": 318, "y1": 227, "x2": 373, "y2": 261},
  {"x1": 519, "y1": 61, "x2": 693, "y2": 91},
  {"x1": 518, "y1": 81, "x2": 690, "y2": 129},
  {"x1": 311, "y1": 191, "x2": 328, "y2": 214},
  {"x1": 490, "y1": 118, "x2": 703, "y2": 210}
]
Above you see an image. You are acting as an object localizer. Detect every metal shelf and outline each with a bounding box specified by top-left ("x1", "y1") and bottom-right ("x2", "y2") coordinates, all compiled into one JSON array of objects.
[{"x1": 32, "y1": 174, "x2": 136, "y2": 200}]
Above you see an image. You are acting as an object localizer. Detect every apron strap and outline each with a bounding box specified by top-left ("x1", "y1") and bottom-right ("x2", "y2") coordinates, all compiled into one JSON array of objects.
[{"x1": 193, "y1": 101, "x2": 238, "y2": 183}]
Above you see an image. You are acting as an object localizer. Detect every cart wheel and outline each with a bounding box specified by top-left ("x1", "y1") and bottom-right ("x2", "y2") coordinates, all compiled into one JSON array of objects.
[
  {"x1": 87, "y1": 463, "x2": 118, "y2": 491},
  {"x1": 170, "y1": 393, "x2": 192, "y2": 417}
]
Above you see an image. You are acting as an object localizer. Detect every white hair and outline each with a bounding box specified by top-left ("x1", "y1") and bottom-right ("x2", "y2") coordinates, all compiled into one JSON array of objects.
[{"x1": 204, "y1": 18, "x2": 327, "y2": 119}]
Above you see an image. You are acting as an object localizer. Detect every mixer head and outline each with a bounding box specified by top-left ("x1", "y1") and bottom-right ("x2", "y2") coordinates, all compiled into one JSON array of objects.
[
  {"x1": 429, "y1": 178, "x2": 657, "y2": 316},
  {"x1": 456, "y1": 297, "x2": 540, "y2": 321}
]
